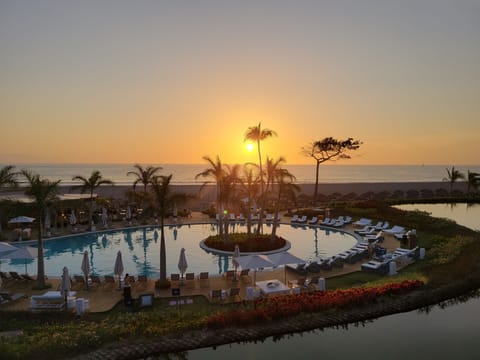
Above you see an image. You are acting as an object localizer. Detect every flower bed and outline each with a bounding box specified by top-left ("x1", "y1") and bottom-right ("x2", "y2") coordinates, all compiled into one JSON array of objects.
[{"x1": 206, "y1": 280, "x2": 424, "y2": 329}]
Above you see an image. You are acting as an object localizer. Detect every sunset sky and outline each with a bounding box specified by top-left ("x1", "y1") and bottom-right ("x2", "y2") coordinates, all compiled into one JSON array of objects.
[{"x1": 1, "y1": 0, "x2": 479, "y2": 166}]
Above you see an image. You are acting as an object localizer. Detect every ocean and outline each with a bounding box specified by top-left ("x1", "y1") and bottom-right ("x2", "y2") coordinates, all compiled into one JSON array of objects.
[{"x1": 4, "y1": 163, "x2": 480, "y2": 186}]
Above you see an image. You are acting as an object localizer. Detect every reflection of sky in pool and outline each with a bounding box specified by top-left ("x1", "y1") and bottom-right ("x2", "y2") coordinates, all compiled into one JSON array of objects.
[{"x1": 1, "y1": 223, "x2": 357, "y2": 278}]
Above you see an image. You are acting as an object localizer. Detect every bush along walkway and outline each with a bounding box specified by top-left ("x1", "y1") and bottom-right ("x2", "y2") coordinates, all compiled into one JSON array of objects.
[{"x1": 74, "y1": 277, "x2": 480, "y2": 360}]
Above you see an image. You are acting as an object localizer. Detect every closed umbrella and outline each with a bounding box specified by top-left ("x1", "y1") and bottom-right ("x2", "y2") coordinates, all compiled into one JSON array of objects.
[
  {"x1": 232, "y1": 244, "x2": 240, "y2": 281},
  {"x1": 114, "y1": 251, "x2": 124, "y2": 289},
  {"x1": 1, "y1": 246, "x2": 38, "y2": 274},
  {"x1": 81, "y1": 250, "x2": 90, "y2": 289},
  {"x1": 101, "y1": 207, "x2": 108, "y2": 228},
  {"x1": 44, "y1": 212, "x2": 51, "y2": 236},
  {"x1": 69, "y1": 211, "x2": 77, "y2": 225},
  {"x1": 178, "y1": 248, "x2": 188, "y2": 285},
  {"x1": 60, "y1": 266, "x2": 71, "y2": 309}
]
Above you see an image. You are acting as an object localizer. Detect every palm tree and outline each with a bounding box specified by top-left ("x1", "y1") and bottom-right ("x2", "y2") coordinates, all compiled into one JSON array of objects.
[
  {"x1": 21, "y1": 170, "x2": 60, "y2": 289},
  {"x1": 244, "y1": 123, "x2": 277, "y2": 232},
  {"x1": 127, "y1": 164, "x2": 163, "y2": 193},
  {"x1": 195, "y1": 156, "x2": 227, "y2": 235},
  {"x1": 467, "y1": 170, "x2": 479, "y2": 195},
  {"x1": 270, "y1": 167, "x2": 299, "y2": 241},
  {"x1": 151, "y1": 174, "x2": 190, "y2": 286},
  {"x1": 264, "y1": 156, "x2": 286, "y2": 209},
  {"x1": 0, "y1": 165, "x2": 18, "y2": 189},
  {"x1": 237, "y1": 164, "x2": 260, "y2": 239},
  {"x1": 443, "y1": 166, "x2": 465, "y2": 194},
  {"x1": 71, "y1": 171, "x2": 114, "y2": 230}
]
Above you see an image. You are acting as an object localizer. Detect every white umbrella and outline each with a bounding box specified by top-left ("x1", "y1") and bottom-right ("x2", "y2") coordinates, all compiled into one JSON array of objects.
[
  {"x1": 81, "y1": 250, "x2": 90, "y2": 289},
  {"x1": 114, "y1": 250, "x2": 124, "y2": 289},
  {"x1": 233, "y1": 254, "x2": 273, "y2": 283},
  {"x1": 60, "y1": 266, "x2": 71, "y2": 309},
  {"x1": 178, "y1": 247, "x2": 188, "y2": 284},
  {"x1": 126, "y1": 206, "x2": 132, "y2": 220},
  {"x1": 267, "y1": 251, "x2": 306, "y2": 284},
  {"x1": 69, "y1": 211, "x2": 77, "y2": 225},
  {"x1": 232, "y1": 244, "x2": 240, "y2": 281},
  {"x1": 101, "y1": 207, "x2": 108, "y2": 228},
  {"x1": 8, "y1": 216, "x2": 35, "y2": 224},
  {"x1": 1, "y1": 246, "x2": 38, "y2": 274}
]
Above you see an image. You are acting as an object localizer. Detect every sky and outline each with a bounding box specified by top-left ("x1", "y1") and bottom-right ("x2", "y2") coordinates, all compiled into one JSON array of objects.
[{"x1": 1, "y1": 0, "x2": 479, "y2": 166}]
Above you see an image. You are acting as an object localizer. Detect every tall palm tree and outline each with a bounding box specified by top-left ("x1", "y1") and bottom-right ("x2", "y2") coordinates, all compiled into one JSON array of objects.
[
  {"x1": 127, "y1": 164, "x2": 163, "y2": 193},
  {"x1": 72, "y1": 170, "x2": 114, "y2": 230},
  {"x1": 237, "y1": 164, "x2": 260, "y2": 239},
  {"x1": 151, "y1": 174, "x2": 190, "y2": 286},
  {"x1": 244, "y1": 123, "x2": 277, "y2": 232},
  {"x1": 21, "y1": 170, "x2": 60, "y2": 289},
  {"x1": 264, "y1": 156, "x2": 286, "y2": 209},
  {"x1": 443, "y1": 166, "x2": 465, "y2": 194},
  {"x1": 195, "y1": 155, "x2": 227, "y2": 235}
]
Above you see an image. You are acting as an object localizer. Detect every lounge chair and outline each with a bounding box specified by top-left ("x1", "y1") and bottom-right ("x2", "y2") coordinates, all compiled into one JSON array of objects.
[
  {"x1": 0, "y1": 292, "x2": 26, "y2": 304},
  {"x1": 265, "y1": 213, "x2": 274, "y2": 222},
  {"x1": 229, "y1": 213, "x2": 236, "y2": 222},
  {"x1": 297, "y1": 215, "x2": 307, "y2": 224},
  {"x1": 361, "y1": 259, "x2": 390, "y2": 274},
  {"x1": 226, "y1": 287, "x2": 241, "y2": 302},
  {"x1": 9, "y1": 272, "x2": 23, "y2": 281},
  {"x1": 308, "y1": 216, "x2": 318, "y2": 225},
  {"x1": 0, "y1": 272, "x2": 11, "y2": 282},
  {"x1": 384, "y1": 225, "x2": 405, "y2": 234},
  {"x1": 288, "y1": 277, "x2": 307, "y2": 292},
  {"x1": 21, "y1": 273, "x2": 35, "y2": 281},
  {"x1": 320, "y1": 217, "x2": 330, "y2": 225},
  {"x1": 237, "y1": 214, "x2": 245, "y2": 222},
  {"x1": 90, "y1": 275, "x2": 101, "y2": 286},
  {"x1": 209, "y1": 289, "x2": 223, "y2": 303},
  {"x1": 290, "y1": 214, "x2": 299, "y2": 223},
  {"x1": 353, "y1": 218, "x2": 372, "y2": 227}
]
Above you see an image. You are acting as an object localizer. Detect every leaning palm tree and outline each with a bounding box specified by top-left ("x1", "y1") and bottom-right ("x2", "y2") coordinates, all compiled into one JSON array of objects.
[
  {"x1": 127, "y1": 164, "x2": 163, "y2": 193},
  {"x1": 71, "y1": 170, "x2": 114, "y2": 231},
  {"x1": 443, "y1": 166, "x2": 465, "y2": 194},
  {"x1": 244, "y1": 123, "x2": 277, "y2": 233},
  {"x1": 0, "y1": 165, "x2": 19, "y2": 189},
  {"x1": 151, "y1": 174, "x2": 190, "y2": 287},
  {"x1": 22, "y1": 170, "x2": 60, "y2": 289}
]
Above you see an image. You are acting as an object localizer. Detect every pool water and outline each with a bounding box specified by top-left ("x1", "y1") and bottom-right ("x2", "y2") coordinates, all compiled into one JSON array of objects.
[{"x1": 1, "y1": 223, "x2": 357, "y2": 278}]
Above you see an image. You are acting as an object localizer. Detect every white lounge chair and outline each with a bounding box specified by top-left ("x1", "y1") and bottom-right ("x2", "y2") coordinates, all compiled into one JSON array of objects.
[
  {"x1": 353, "y1": 218, "x2": 372, "y2": 227},
  {"x1": 265, "y1": 213, "x2": 274, "y2": 222},
  {"x1": 320, "y1": 217, "x2": 331, "y2": 225},
  {"x1": 290, "y1": 214, "x2": 299, "y2": 223},
  {"x1": 297, "y1": 215, "x2": 307, "y2": 224},
  {"x1": 308, "y1": 216, "x2": 318, "y2": 225},
  {"x1": 384, "y1": 225, "x2": 405, "y2": 234}
]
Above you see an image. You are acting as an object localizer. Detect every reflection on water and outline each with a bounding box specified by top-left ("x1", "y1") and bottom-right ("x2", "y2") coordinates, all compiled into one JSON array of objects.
[
  {"x1": 1, "y1": 223, "x2": 356, "y2": 277},
  {"x1": 185, "y1": 293, "x2": 480, "y2": 360}
]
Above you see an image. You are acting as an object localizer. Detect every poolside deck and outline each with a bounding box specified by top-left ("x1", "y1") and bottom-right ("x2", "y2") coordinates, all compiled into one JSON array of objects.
[{"x1": 0, "y1": 214, "x2": 405, "y2": 313}]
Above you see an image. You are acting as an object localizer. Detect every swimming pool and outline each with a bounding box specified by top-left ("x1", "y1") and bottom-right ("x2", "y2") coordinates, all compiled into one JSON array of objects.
[{"x1": 1, "y1": 223, "x2": 357, "y2": 278}]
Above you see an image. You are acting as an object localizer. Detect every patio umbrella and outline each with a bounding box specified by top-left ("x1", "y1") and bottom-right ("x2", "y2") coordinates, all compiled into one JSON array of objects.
[
  {"x1": 1, "y1": 246, "x2": 38, "y2": 274},
  {"x1": 81, "y1": 250, "x2": 90, "y2": 289},
  {"x1": 232, "y1": 244, "x2": 240, "y2": 281},
  {"x1": 60, "y1": 266, "x2": 71, "y2": 309},
  {"x1": 233, "y1": 254, "x2": 273, "y2": 284},
  {"x1": 177, "y1": 247, "x2": 188, "y2": 284},
  {"x1": 114, "y1": 250, "x2": 124, "y2": 289},
  {"x1": 8, "y1": 216, "x2": 35, "y2": 224},
  {"x1": 267, "y1": 251, "x2": 306, "y2": 284}
]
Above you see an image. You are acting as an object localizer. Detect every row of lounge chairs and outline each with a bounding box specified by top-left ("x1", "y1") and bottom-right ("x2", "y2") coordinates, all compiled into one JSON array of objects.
[
  {"x1": 217, "y1": 213, "x2": 281, "y2": 222},
  {"x1": 0, "y1": 291, "x2": 26, "y2": 305},
  {"x1": 361, "y1": 247, "x2": 419, "y2": 274},
  {"x1": 0, "y1": 271, "x2": 35, "y2": 282}
]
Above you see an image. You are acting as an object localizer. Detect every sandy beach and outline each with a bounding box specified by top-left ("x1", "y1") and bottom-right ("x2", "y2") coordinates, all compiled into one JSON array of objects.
[{"x1": 66, "y1": 181, "x2": 453, "y2": 210}]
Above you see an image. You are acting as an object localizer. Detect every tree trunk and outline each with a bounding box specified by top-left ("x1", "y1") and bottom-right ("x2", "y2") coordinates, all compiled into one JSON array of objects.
[
  {"x1": 159, "y1": 216, "x2": 166, "y2": 281},
  {"x1": 314, "y1": 160, "x2": 320, "y2": 205},
  {"x1": 36, "y1": 210, "x2": 46, "y2": 289}
]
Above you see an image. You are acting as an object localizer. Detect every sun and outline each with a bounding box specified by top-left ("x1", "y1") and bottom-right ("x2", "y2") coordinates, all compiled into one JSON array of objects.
[{"x1": 246, "y1": 143, "x2": 254, "y2": 152}]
